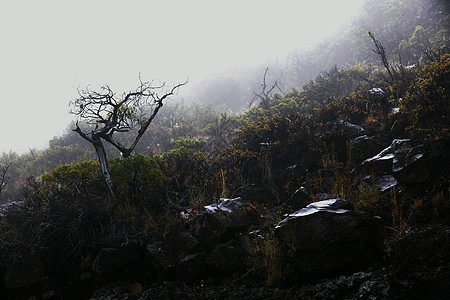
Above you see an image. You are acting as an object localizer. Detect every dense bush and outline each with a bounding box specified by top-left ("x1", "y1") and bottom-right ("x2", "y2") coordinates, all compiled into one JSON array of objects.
[
  {"x1": 405, "y1": 54, "x2": 450, "y2": 135},
  {"x1": 110, "y1": 154, "x2": 165, "y2": 205},
  {"x1": 156, "y1": 144, "x2": 222, "y2": 208},
  {"x1": 0, "y1": 155, "x2": 166, "y2": 277}
]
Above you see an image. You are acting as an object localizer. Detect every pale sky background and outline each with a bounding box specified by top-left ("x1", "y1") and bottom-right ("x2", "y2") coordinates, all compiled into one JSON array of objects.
[{"x1": 0, "y1": 0, "x2": 364, "y2": 153}]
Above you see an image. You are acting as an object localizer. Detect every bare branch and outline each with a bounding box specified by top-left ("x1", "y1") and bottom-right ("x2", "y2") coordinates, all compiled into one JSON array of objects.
[
  {"x1": 250, "y1": 68, "x2": 283, "y2": 109},
  {"x1": 73, "y1": 122, "x2": 94, "y2": 144},
  {"x1": 369, "y1": 31, "x2": 396, "y2": 82}
]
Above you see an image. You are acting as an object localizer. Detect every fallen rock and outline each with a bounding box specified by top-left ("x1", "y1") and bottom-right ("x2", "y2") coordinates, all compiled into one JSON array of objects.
[{"x1": 275, "y1": 199, "x2": 384, "y2": 278}]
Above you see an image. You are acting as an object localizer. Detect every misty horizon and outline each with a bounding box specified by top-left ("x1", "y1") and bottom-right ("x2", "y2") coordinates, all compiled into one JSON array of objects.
[{"x1": 0, "y1": 0, "x2": 365, "y2": 154}]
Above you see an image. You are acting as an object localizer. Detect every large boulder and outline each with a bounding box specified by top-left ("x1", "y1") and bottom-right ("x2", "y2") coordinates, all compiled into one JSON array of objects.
[
  {"x1": 360, "y1": 139, "x2": 442, "y2": 185},
  {"x1": 188, "y1": 197, "x2": 259, "y2": 249},
  {"x1": 275, "y1": 199, "x2": 384, "y2": 278}
]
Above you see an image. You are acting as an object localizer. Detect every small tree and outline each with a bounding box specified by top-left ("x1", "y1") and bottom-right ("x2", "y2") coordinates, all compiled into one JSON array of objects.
[
  {"x1": 70, "y1": 78, "x2": 187, "y2": 198},
  {"x1": 368, "y1": 31, "x2": 397, "y2": 82},
  {"x1": 0, "y1": 161, "x2": 11, "y2": 195}
]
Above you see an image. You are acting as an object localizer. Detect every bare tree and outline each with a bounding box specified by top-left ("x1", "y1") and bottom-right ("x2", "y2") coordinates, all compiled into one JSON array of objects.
[
  {"x1": 70, "y1": 78, "x2": 187, "y2": 198},
  {"x1": 250, "y1": 68, "x2": 283, "y2": 109},
  {"x1": 0, "y1": 161, "x2": 11, "y2": 195}
]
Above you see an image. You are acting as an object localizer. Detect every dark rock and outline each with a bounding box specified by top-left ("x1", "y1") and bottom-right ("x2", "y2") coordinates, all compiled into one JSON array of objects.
[
  {"x1": 338, "y1": 120, "x2": 366, "y2": 137},
  {"x1": 357, "y1": 138, "x2": 444, "y2": 187},
  {"x1": 275, "y1": 199, "x2": 384, "y2": 278},
  {"x1": 206, "y1": 240, "x2": 252, "y2": 274},
  {"x1": 140, "y1": 281, "x2": 195, "y2": 299},
  {"x1": 313, "y1": 118, "x2": 366, "y2": 139},
  {"x1": 297, "y1": 152, "x2": 319, "y2": 173},
  {"x1": 92, "y1": 242, "x2": 144, "y2": 278},
  {"x1": 4, "y1": 260, "x2": 47, "y2": 289},
  {"x1": 349, "y1": 135, "x2": 388, "y2": 165},
  {"x1": 189, "y1": 197, "x2": 259, "y2": 249},
  {"x1": 231, "y1": 184, "x2": 279, "y2": 206},
  {"x1": 392, "y1": 143, "x2": 432, "y2": 184},
  {"x1": 284, "y1": 186, "x2": 310, "y2": 211},
  {"x1": 369, "y1": 87, "x2": 385, "y2": 96},
  {"x1": 90, "y1": 281, "x2": 148, "y2": 300},
  {"x1": 301, "y1": 270, "x2": 413, "y2": 300},
  {"x1": 361, "y1": 139, "x2": 411, "y2": 174},
  {"x1": 146, "y1": 230, "x2": 202, "y2": 272},
  {"x1": 388, "y1": 224, "x2": 450, "y2": 299},
  {"x1": 363, "y1": 174, "x2": 398, "y2": 193},
  {"x1": 359, "y1": 139, "x2": 436, "y2": 184},
  {"x1": 0, "y1": 201, "x2": 23, "y2": 218},
  {"x1": 204, "y1": 197, "x2": 247, "y2": 214},
  {"x1": 188, "y1": 212, "x2": 227, "y2": 249},
  {"x1": 176, "y1": 252, "x2": 208, "y2": 282},
  {"x1": 390, "y1": 118, "x2": 408, "y2": 137},
  {"x1": 315, "y1": 193, "x2": 332, "y2": 201}
]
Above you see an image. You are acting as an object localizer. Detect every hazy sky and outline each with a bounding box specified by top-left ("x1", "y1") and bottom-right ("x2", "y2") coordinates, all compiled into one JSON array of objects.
[{"x1": 0, "y1": 0, "x2": 364, "y2": 153}]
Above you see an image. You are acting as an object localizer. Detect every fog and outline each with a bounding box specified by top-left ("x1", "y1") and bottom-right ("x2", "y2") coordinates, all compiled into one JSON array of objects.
[{"x1": 0, "y1": 0, "x2": 364, "y2": 153}]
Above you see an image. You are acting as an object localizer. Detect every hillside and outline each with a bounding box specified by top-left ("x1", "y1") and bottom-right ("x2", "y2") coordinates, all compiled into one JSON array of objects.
[{"x1": 0, "y1": 0, "x2": 449, "y2": 299}]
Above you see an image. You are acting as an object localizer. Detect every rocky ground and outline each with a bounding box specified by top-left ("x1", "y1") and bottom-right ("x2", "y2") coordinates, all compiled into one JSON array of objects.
[
  {"x1": 86, "y1": 222, "x2": 449, "y2": 300},
  {"x1": 4, "y1": 204, "x2": 447, "y2": 300}
]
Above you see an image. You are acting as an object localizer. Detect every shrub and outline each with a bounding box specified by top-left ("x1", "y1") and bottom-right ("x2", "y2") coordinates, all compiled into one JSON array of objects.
[
  {"x1": 109, "y1": 154, "x2": 165, "y2": 207},
  {"x1": 405, "y1": 54, "x2": 450, "y2": 134},
  {"x1": 0, "y1": 155, "x2": 167, "y2": 279},
  {"x1": 156, "y1": 146, "x2": 221, "y2": 208}
]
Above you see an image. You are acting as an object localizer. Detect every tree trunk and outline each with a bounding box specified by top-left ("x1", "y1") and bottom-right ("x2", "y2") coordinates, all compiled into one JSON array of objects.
[{"x1": 92, "y1": 135, "x2": 115, "y2": 199}]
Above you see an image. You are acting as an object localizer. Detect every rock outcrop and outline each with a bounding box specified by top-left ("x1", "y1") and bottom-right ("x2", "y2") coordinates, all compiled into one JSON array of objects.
[{"x1": 275, "y1": 199, "x2": 384, "y2": 278}]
